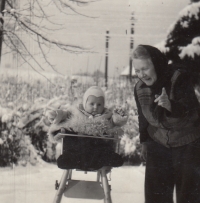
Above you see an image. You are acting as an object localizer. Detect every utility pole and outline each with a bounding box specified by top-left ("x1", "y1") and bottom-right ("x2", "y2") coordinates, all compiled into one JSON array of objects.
[
  {"x1": 129, "y1": 12, "x2": 134, "y2": 82},
  {"x1": 0, "y1": 0, "x2": 6, "y2": 65},
  {"x1": 105, "y1": 30, "x2": 109, "y2": 89}
]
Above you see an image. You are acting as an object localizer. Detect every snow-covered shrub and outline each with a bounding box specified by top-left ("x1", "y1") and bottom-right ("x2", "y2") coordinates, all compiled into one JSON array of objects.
[
  {"x1": 0, "y1": 130, "x2": 21, "y2": 167},
  {"x1": 104, "y1": 80, "x2": 141, "y2": 164},
  {"x1": 0, "y1": 74, "x2": 141, "y2": 166}
]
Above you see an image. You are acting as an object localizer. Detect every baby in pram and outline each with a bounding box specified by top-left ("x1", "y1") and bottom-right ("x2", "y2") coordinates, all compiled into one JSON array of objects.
[{"x1": 46, "y1": 86, "x2": 128, "y2": 171}]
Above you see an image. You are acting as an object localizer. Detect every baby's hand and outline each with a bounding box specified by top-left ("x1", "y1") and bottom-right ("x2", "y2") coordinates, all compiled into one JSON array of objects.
[
  {"x1": 113, "y1": 106, "x2": 127, "y2": 117},
  {"x1": 45, "y1": 110, "x2": 57, "y2": 124},
  {"x1": 112, "y1": 106, "x2": 128, "y2": 127}
]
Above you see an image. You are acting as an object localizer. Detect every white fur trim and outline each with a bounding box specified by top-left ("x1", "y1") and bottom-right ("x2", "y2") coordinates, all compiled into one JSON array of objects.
[{"x1": 48, "y1": 105, "x2": 126, "y2": 143}]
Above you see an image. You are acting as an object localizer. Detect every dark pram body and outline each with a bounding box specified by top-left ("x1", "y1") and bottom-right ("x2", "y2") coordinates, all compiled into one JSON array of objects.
[{"x1": 57, "y1": 132, "x2": 123, "y2": 171}]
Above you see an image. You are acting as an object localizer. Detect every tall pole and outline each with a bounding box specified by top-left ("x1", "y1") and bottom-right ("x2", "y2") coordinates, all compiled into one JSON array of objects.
[
  {"x1": 129, "y1": 12, "x2": 134, "y2": 82},
  {"x1": 0, "y1": 0, "x2": 6, "y2": 65},
  {"x1": 105, "y1": 30, "x2": 109, "y2": 89}
]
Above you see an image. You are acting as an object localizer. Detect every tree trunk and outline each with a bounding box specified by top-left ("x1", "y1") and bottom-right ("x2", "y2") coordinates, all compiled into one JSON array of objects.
[{"x1": 0, "y1": 0, "x2": 6, "y2": 65}]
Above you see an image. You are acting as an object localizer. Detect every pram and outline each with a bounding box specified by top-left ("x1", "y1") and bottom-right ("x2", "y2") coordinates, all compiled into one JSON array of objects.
[{"x1": 53, "y1": 132, "x2": 120, "y2": 203}]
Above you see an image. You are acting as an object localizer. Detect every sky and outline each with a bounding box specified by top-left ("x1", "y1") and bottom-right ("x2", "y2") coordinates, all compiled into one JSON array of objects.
[
  {"x1": 1, "y1": 0, "x2": 190, "y2": 78},
  {"x1": 130, "y1": 0, "x2": 190, "y2": 47},
  {"x1": 63, "y1": 0, "x2": 190, "y2": 76}
]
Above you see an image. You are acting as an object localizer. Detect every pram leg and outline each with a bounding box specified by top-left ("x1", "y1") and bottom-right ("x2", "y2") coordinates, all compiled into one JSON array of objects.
[
  {"x1": 68, "y1": 169, "x2": 72, "y2": 180},
  {"x1": 101, "y1": 168, "x2": 112, "y2": 203},
  {"x1": 53, "y1": 169, "x2": 71, "y2": 203},
  {"x1": 97, "y1": 170, "x2": 101, "y2": 182}
]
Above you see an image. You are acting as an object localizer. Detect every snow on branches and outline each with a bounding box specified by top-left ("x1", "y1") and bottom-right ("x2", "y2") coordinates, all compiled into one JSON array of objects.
[
  {"x1": 155, "y1": 40, "x2": 169, "y2": 54},
  {"x1": 179, "y1": 1, "x2": 200, "y2": 20},
  {"x1": 179, "y1": 37, "x2": 200, "y2": 59}
]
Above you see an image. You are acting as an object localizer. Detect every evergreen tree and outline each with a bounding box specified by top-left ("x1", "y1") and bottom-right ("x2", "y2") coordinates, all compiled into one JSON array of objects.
[{"x1": 158, "y1": 1, "x2": 200, "y2": 84}]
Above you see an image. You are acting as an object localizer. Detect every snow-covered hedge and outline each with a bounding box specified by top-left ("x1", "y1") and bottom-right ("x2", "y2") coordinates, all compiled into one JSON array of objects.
[{"x1": 0, "y1": 75, "x2": 140, "y2": 167}]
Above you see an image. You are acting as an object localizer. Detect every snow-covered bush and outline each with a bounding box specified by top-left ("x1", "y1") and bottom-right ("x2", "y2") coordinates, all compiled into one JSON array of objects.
[
  {"x1": 104, "y1": 81, "x2": 141, "y2": 164},
  {"x1": 0, "y1": 128, "x2": 27, "y2": 167},
  {"x1": 0, "y1": 74, "x2": 141, "y2": 166}
]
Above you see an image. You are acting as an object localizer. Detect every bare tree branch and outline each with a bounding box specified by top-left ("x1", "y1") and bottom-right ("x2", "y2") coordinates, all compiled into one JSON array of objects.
[
  {"x1": 6, "y1": 30, "x2": 46, "y2": 71},
  {"x1": 17, "y1": 12, "x2": 87, "y2": 49},
  {"x1": 6, "y1": 33, "x2": 59, "y2": 87},
  {"x1": 1, "y1": 0, "x2": 97, "y2": 80},
  {"x1": 52, "y1": 0, "x2": 98, "y2": 18},
  {"x1": 37, "y1": 35, "x2": 63, "y2": 75}
]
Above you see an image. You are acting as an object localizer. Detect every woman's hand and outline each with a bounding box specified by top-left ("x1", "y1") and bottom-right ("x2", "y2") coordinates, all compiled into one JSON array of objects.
[
  {"x1": 140, "y1": 143, "x2": 147, "y2": 161},
  {"x1": 154, "y1": 87, "x2": 171, "y2": 112}
]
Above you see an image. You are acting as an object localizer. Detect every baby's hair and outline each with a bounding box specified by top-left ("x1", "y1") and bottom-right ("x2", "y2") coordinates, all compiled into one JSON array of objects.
[{"x1": 132, "y1": 45, "x2": 151, "y2": 59}]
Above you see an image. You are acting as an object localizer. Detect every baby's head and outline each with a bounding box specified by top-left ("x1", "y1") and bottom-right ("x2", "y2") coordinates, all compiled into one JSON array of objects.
[{"x1": 83, "y1": 86, "x2": 105, "y2": 116}]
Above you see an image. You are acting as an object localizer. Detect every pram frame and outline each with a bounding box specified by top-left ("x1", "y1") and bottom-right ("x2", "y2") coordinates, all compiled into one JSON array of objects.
[{"x1": 53, "y1": 133, "x2": 120, "y2": 203}]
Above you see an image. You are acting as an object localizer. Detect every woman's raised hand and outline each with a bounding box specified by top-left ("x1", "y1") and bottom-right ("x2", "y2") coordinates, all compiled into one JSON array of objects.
[{"x1": 154, "y1": 87, "x2": 171, "y2": 112}]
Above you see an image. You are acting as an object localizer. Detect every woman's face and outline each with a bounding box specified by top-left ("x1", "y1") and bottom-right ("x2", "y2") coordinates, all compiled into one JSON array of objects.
[{"x1": 133, "y1": 58, "x2": 157, "y2": 86}]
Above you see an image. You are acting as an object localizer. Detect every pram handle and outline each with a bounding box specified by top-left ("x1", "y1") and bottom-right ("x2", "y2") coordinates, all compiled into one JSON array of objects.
[{"x1": 56, "y1": 133, "x2": 119, "y2": 140}]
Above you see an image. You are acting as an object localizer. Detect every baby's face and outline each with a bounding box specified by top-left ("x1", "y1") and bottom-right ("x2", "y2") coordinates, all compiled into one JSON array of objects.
[{"x1": 85, "y1": 95, "x2": 104, "y2": 115}]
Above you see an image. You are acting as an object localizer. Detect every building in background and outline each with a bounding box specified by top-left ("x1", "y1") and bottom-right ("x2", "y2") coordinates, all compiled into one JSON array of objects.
[{"x1": 120, "y1": 65, "x2": 137, "y2": 80}]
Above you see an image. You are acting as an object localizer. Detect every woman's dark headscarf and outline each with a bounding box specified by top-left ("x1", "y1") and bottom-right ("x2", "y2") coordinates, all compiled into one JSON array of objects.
[
  {"x1": 138, "y1": 45, "x2": 169, "y2": 86},
  {"x1": 133, "y1": 45, "x2": 171, "y2": 122}
]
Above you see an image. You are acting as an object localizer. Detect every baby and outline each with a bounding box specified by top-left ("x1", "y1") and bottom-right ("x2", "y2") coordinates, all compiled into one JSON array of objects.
[{"x1": 46, "y1": 86, "x2": 128, "y2": 171}]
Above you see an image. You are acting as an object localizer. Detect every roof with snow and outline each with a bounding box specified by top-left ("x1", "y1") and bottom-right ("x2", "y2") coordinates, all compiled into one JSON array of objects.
[{"x1": 120, "y1": 66, "x2": 136, "y2": 76}]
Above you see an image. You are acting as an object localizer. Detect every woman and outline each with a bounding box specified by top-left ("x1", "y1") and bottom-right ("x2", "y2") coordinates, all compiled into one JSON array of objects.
[{"x1": 132, "y1": 45, "x2": 200, "y2": 203}]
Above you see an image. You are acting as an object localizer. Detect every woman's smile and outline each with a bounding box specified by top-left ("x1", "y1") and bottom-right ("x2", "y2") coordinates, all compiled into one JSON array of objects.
[{"x1": 133, "y1": 58, "x2": 157, "y2": 86}]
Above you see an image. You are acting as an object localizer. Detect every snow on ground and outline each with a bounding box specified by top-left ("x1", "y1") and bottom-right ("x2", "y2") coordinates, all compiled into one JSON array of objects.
[{"x1": 0, "y1": 163, "x2": 145, "y2": 203}]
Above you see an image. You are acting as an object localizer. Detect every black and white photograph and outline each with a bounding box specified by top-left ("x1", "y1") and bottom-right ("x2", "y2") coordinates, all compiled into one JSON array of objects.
[{"x1": 0, "y1": 0, "x2": 199, "y2": 203}]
